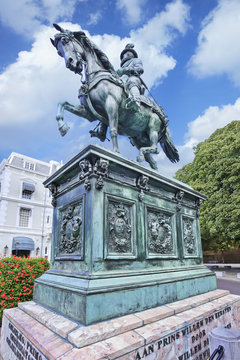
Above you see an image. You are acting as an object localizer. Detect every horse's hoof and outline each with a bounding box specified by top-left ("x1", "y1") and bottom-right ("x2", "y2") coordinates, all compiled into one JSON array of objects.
[
  {"x1": 137, "y1": 155, "x2": 144, "y2": 163},
  {"x1": 59, "y1": 123, "x2": 70, "y2": 137},
  {"x1": 151, "y1": 163, "x2": 158, "y2": 170}
]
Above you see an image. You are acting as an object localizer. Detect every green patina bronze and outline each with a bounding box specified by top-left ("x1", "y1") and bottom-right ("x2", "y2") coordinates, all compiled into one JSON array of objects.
[
  {"x1": 34, "y1": 145, "x2": 216, "y2": 325},
  {"x1": 33, "y1": 25, "x2": 216, "y2": 325},
  {"x1": 50, "y1": 23, "x2": 179, "y2": 170}
]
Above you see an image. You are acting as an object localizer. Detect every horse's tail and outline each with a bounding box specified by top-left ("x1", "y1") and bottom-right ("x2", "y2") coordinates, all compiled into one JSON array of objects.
[{"x1": 159, "y1": 126, "x2": 179, "y2": 163}]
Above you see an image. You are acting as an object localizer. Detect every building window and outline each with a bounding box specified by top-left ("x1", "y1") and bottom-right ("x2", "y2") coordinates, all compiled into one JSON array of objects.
[
  {"x1": 47, "y1": 216, "x2": 50, "y2": 224},
  {"x1": 22, "y1": 190, "x2": 32, "y2": 199},
  {"x1": 45, "y1": 247, "x2": 48, "y2": 254},
  {"x1": 22, "y1": 182, "x2": 35, "y2": 199},
  {"x1": 25, "y1": 161, "x2": 35, "y2": 171},
  {"x1": 19, "y1": 208, "x2": 31, "y2": 227}
]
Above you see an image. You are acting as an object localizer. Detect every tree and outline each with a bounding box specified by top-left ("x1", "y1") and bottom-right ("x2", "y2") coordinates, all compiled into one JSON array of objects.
[{"x1": 175, "y1": 121, "x2": 240, "y2": 252}]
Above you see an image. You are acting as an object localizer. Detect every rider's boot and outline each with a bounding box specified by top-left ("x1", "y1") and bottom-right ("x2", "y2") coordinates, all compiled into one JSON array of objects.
[
  {"x1": 125, "y1": 86, "x2": 141, "y2": 111},
  {"x1": 90, "y1": 123, "x2": 108, "y2": 142}
]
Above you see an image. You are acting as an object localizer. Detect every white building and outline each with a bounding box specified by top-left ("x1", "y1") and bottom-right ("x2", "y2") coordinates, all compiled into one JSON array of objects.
[{"x1": 0, "y1": 153, "x2": 61, "y2": 258}]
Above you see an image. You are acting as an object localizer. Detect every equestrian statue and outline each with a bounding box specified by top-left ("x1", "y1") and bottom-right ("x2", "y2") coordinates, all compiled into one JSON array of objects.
[{"x1": 51, "y1": 24, "x2": 179, "y2": 170}]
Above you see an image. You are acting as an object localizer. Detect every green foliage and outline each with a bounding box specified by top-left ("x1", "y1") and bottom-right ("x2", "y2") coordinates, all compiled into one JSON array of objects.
[
  {"x1": 0, "y1": 255, "x2": 49, "y2": 323},
  {"x1": 175, "y1": 121, "x2": 240, "y2": 251}
]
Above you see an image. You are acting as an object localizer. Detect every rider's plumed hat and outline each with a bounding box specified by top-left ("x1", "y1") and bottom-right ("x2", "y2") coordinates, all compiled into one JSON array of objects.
[{"x1": 120, "y1": 44, "x2": 138, "y2": 65}]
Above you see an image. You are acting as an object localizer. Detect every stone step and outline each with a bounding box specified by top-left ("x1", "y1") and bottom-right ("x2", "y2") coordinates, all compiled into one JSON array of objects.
[
  {"x1": 1, "y1": 289, "x2": 239, "y2": 360},
  {"x1": 18, "y1": 289, "x2": 230, "y2": 349}
]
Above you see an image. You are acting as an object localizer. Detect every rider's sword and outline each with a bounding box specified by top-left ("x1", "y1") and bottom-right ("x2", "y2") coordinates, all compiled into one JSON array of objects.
[{"x1": 139, "y1": 76, "x2": 169, "y2": 127}]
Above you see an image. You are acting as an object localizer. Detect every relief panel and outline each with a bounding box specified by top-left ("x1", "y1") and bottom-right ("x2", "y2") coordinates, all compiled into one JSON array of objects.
[
  {"x1": 56, "y1": 198, "x2": 84, "y2": 259},
  {"x1": 146, "y1": 206, "x2": 177, "y2": 258},
  {"x1": 104, "y1": 195, "x2": 136, "y2": 259},
  {"x1": 182, "y1": 216, "x2": 198, "y2": 257}
]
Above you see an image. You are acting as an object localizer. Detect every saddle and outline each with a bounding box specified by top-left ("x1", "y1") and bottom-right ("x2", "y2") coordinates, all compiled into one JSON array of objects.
[{"x1": 125, "y1": 95, "x2": 169, "y2": 127}]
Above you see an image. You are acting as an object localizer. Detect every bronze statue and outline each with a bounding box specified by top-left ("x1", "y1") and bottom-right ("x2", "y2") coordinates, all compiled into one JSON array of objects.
[{"x1": 51, "y1": 24, "x2": 179, "y2": 170}]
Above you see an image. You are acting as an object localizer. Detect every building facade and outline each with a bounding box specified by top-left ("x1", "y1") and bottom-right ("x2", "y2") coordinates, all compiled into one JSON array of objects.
[{"x1": 0, "y1": 153, "x2": 61, "y2": 258}]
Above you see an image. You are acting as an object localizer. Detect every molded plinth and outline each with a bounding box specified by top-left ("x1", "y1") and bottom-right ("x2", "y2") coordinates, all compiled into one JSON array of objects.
[{"x1": 33, "y1": 145, "x2": 217, "y2": 324}]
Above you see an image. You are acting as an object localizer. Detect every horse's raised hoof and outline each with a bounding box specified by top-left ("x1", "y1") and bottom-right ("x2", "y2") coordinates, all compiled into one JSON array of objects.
[
  {"x1": 137, "y1": 154, "x2": 144, "y2": 163},
  {"x1": 59, "y1": 123, "x2": 70, "y2": 137}
]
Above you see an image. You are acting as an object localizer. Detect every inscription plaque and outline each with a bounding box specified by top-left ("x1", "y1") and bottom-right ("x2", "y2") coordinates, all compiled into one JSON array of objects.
[
  {"x1": 134, "y1": 305, "x2": 232, "y2": 360},
  {"x1": 2, "y1": 319, "x2": 47, "y2": 360}
]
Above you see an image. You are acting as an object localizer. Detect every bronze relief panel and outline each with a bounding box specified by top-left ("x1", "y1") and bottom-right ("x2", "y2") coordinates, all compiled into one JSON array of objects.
[
  {"x1": 182, "y1": 216, "x2": 198, "y2": 257},
  {"x1": 146, "y1": 206, "x2": 177, "y2": 258},
  {"x1": 56, "y1": 198, "x2": 84, "y2": 259},
  {"x1": 104, "y1": 195, "x2": 136, "y2": 259}
]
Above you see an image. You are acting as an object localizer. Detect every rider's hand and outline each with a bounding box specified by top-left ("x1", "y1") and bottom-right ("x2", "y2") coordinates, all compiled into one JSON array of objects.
[{"x1": 117, "y1": 69, "x2": 123, "y2": 76}]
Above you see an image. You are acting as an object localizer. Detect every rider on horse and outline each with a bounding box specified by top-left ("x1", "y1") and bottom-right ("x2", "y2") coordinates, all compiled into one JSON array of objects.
[
  {"x1": 117, "y1": 43, "x2": 145, "y2": 107},
  {"x1": 90, "y1": 44, "x2": 145, "y2": 142}
]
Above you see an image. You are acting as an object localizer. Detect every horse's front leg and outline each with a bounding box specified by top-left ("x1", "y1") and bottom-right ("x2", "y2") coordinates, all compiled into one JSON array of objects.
[
  {"x1": 106, "y1": 96, "x2": 119, "y2": 153},
  {"x1": 56, "y1": 101, "x2": 95, "y2": 136},
  {"x1": 56, "y1": 102, "x2": 70, "y2": 136}
]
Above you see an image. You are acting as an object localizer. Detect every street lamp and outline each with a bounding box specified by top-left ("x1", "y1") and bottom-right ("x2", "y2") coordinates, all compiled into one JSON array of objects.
[{"x1": 4, "y1": 245, "x2": 8, "y2": 255}]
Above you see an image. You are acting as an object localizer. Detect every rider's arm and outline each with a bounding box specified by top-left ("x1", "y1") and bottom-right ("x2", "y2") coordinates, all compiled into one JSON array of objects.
[
  {"x1": 118, "y1": 59, "x2": 144, "y2": 76},
  {"x1": 131, "y1": 59, "x2": 144, "y2": 75}
]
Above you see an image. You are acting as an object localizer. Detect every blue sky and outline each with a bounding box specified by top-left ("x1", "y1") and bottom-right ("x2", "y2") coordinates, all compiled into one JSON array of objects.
[{"x1": 0, "y1": 0, "x2": 240, "y2": 176}]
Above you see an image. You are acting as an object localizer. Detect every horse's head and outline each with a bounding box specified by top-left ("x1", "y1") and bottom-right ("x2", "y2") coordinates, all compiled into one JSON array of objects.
[{"x1": 51, "y1": 24, "x2": 86, "y2": 75}]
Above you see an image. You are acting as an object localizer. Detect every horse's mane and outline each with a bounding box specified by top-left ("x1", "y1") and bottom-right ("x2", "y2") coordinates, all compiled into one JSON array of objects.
[{"x1": 76, "y1": 35, "x2": 116, "y2": 73}]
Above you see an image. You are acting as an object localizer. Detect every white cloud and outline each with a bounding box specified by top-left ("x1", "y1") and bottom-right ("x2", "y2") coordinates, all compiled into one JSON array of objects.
[
  {"x1": 116, "y1": 0, "x2": 146, "y2": 25},
  {"x1": 0, "y1": 24, "x2": 81, "y2": 126},
  {"x1": 188, "y1": 0, "x2": 240, "y2": 85},
  {"x1": 186, "y1": 98, "x2": 240, "y2": 143},
  {"x1": 0, "y1": 0, "x2": 80, "y2": 37},
  {"x1": 94, "y1": 0, "x2": 190, "y2": 88},
  {"x1": 0, "y1": 1, "x2": 191, "y2": 172},
  {"x1": 157, "y1": 98, "x2": 240, "y2": 178},
  {"x1": 87, "y1": 11, "x2": 102, "y2": 26},
  {"x1": 131, "y1": 0, "x2": 190, "y2": 87}
]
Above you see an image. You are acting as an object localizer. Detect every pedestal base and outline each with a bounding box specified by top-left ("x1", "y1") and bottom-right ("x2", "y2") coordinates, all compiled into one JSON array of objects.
[
  {"x1": 35, "y1": 145, "x2": 216, "y2": 324},
  {"x1": 1, "y1": 290, "x2": 240, "y2": 360},
  {"x1": 34, "y1": 265, "x2": 217, "y2": 325}
]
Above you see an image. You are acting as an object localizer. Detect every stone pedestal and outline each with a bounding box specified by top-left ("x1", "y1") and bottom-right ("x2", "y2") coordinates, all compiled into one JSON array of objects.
[
  {"x1": 1, "y1": 290, "x2": 240, "y2": 360},
  {"x1": 32, "y1": 145, "x2": 216, "y2": 325}
]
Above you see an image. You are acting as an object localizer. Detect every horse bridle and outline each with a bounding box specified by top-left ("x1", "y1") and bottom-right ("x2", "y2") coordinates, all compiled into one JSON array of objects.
[
  {"x1": 57, "y1": 33, "x2": 111, "y2": 83},
  {"x1": 56, "y1": 33, "x2": 87, "y2": 79}
]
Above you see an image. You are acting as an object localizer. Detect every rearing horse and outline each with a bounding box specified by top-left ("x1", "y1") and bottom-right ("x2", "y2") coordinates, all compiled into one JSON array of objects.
[{"x1": 51, "y1": 24, "x2": 179, "y2": 170}]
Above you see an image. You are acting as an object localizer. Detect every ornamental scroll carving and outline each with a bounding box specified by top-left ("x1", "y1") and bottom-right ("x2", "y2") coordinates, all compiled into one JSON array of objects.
[
  {"x1": 108, "y1": 202, "x2": 132, "y2": 254},
  {"x1": 183, "y1": 217, "x2": 196, "y2": 255},
  {"x1": 79, "y1": 157, "x2": 109, "y2": 190},
  {"x1": 93, "y1": 158, "x2": 109, "y2": 190},
  {"x1": 48, "y1": 183, "x2": 58, "y2": 207},
  {"x1": 59, "y1": 203, "x2": 82, "y2": 254},
  {"x1": 195, "y1": 198, "x2": 203, "y2": 218},
  {"x1": 147, "y1": 211, "x2": 173, "y2": 254},
  {"x1": 174, "y1": 190, "x2": 184, "y2": 211},
  {"x1": 136, "y1": 175, "x2": 150, "y2": 201},
  {"x1": 79, "y1": 159, "x2": 93, "y2": 190}
]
